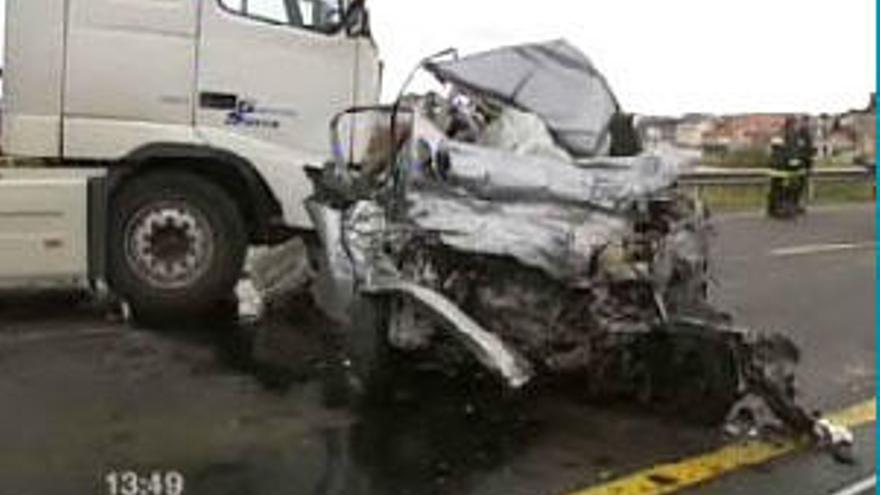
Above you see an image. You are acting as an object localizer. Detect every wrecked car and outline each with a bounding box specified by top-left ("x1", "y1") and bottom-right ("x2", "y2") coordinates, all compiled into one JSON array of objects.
[{"x1": 300, "y1": 40, "x2": 851, "y2": 454}]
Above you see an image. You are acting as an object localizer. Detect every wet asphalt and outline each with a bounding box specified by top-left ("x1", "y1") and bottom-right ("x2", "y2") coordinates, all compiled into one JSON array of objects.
[{"x1": 0, "y1": 204, "x2": 874, "y2": 495}]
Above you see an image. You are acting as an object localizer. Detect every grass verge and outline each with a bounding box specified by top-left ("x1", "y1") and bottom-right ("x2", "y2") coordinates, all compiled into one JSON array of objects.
[{"x1": 681, "y1": 180, "x2": 875, "y2": 212}]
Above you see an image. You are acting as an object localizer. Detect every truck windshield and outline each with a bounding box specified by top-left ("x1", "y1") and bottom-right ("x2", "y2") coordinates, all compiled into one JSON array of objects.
[{"x1": 223, "y1": 0, "x2": 344, "y2": 32}]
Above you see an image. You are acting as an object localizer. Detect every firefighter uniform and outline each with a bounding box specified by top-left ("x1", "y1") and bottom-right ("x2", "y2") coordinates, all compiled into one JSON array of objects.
[{"x1": 768, "y1": 119, "x2": 812, "y2": 218}]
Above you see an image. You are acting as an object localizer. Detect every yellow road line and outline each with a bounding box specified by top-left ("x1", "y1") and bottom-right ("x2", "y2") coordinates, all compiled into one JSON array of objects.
[
  {"x1": 569, "y1": 398, "x2": 876, "y2": 495},
  {"x1": 827, "y1": 399, "x2": 876, "y2": 428}
]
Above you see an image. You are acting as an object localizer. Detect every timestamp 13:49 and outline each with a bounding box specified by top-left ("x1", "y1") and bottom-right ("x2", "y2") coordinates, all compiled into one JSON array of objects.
[{"x1": 105, "y1": 471, "x2": 185, "y2": 495}]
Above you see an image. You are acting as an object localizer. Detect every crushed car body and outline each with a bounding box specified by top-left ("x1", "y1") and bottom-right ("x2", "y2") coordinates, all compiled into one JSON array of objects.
[{"x1": 302, "y1": 40, "x2": 853, "y2": 458}]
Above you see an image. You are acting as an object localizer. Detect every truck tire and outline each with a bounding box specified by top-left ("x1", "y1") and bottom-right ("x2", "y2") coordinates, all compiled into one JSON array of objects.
[{"x1": 108, "y1": 171, "x2": 247, "y2": 320}]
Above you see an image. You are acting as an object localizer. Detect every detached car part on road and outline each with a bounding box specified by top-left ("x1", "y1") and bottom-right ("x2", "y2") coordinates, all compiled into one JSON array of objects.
[{"x1": 302, "y1": 41, "x2": 852, "y2": 458}]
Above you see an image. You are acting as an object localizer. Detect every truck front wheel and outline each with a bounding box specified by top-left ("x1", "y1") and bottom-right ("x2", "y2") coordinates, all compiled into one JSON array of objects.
[{"x1": 108, "y1": 171, "x2": 247, "y2": 320}]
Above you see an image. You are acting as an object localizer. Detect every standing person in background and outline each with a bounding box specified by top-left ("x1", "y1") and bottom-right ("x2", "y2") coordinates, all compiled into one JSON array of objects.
[
  {"x1": 769, "y1": 116, "x2": 813, "y2": 218},
  {"x1": 769, "y1": 118, "x2": 798, "y2": 217},
  {"x1": 794, "y1": 116, "x2": 816, "y2": 212}
]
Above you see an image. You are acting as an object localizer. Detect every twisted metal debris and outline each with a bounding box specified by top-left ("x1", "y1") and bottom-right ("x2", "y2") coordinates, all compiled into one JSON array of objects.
[{"x1": 304, "y1": 41, "x2": 853, "y2": 460}]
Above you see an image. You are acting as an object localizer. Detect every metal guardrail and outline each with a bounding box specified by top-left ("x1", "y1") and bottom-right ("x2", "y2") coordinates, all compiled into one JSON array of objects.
[{"x1": 679, "y1": 165, "x2": 875, "y2": 186}]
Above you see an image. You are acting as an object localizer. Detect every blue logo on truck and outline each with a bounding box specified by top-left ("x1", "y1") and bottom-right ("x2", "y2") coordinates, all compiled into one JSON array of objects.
[
  {"x1": 224, "y1": 100, "x2": 300, "y2": 129},
  {"x1": 225, "y1": 100, "x2": 281, "y2": 129}
]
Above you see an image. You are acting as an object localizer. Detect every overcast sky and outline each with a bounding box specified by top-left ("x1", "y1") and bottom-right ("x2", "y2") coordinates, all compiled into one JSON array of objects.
[
  {"x1": 370, "y1": 0, "x2": 876, "y2": 115},
  {"x1": 0, "y1": 0, "x2": 874, "y2": 115}
]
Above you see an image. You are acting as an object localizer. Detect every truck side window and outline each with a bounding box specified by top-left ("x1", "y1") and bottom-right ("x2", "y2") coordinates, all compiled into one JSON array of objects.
[
  {"x1": 297, "y1": 0, "x2": 343, "y2": 29},
  {"x1": 249, "y1": 0, "x2": 295, "y2": 25},
  {"x1": 219, "y1": 0, "x2": 343, "y2": 33}
]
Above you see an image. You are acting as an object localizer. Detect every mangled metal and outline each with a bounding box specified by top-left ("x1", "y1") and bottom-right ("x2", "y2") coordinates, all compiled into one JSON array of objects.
[
  {"x1": 304, "y1": 40, "x2": 853, "y2": 458},
  {"x1": 424, "y1": 39, "x2": 619, "y2": 157},
  {"x1": 478, "y1": 106, "x2": 572, "y2": 161},
  {"x1": 305, "y1": 196, "x2": 533, "y2": 388},
  {"x1": 405, "y1": 144, "x2": 680, "y2": 284},
  {"x1": 367, "y1": 279, "x2": 534, "y2": 389}
]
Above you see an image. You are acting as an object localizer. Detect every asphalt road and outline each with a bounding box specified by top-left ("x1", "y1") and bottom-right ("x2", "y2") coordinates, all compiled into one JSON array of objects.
[
  {"x1": 0, "y1": 205, "x2": 874, "y2": 495},
  {"x1": 685, "y1": 204, "x2": 876, "y2": 495},
  {"x1": 712, "y1": 205, "x2": 876, "y2": 413}
]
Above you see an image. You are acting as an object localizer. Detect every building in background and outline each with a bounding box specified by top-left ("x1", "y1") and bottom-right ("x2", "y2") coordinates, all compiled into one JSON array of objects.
[
  {"x1": 701, "y1": 114, "x2": 790, "y2": 154},
  {"x1": 839, "y1": 93, "x2": 876, "y2": 164},
  {"x1": 813, "y1": 94, "x2": 875, "y2": 164},
  {"x1": 636, "y1": 93, "x2": 875, "y2": 167},
  {"x1": 637, "y1": 116, "x2": 680, "y2": 148},
  {"x1": 674, "y1": 114, "x2": 716, "y2": 149},
  {"x1": 815, "y1": 114, "x2": 856, "y2": 160}
]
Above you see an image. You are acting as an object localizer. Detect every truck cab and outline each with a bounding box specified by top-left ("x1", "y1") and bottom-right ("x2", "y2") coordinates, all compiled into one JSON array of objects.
[{"x1": 0, "y1": 0, "x2": 381, "y2": 317}]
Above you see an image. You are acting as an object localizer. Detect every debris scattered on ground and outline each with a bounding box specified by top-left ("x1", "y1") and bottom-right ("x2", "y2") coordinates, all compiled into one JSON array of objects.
[
  {"x1": 813, "y1": 418, "x2": 856, "y2": 464},
  {"x1": 238, "y1": 238, "x2": 315, "y2": 322},
  {"x1": 235, "y1": 279, "x2": 264, "y2": 323}
]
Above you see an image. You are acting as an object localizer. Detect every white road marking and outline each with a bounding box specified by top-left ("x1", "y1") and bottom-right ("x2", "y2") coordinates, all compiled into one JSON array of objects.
[
  {"x1": 829, "y1": 475, "x2": 876, "y2": 495},
  {"x1": 771, "y1": 242, "x2": 876, "y2": 257}
]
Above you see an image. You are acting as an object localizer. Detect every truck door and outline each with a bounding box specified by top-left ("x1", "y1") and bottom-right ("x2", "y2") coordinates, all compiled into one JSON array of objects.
[
  {"x1": 62, "y1": 0, "x2": 198, "y2": 158},
  {"x1": 197, "y1": 0, "x2": 360, "y2": 158}
]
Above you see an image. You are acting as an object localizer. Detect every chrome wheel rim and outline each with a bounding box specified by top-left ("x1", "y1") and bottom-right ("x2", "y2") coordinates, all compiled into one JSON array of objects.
[{"x1": 124, "y1": 200, "x2": 215, "y2": 290}]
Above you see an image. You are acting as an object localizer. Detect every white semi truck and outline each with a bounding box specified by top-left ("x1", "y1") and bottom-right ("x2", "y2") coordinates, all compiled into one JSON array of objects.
[{"x1": 0, "y1": 0, "x2": 381, "y2": 317}]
